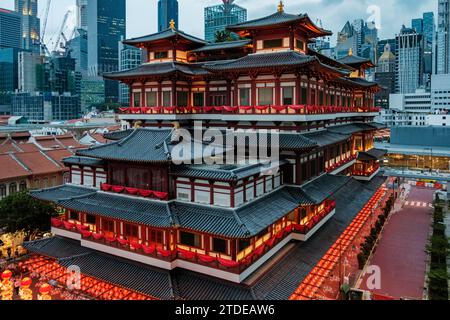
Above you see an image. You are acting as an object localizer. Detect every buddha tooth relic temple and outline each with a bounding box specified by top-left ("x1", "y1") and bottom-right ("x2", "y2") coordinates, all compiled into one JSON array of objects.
[{"x1": 23, "y1": 3, "x2": 390, "y2": 300}]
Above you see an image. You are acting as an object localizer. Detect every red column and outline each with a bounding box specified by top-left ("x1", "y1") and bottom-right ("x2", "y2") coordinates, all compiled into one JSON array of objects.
[
  {"x1": 251, "y1": 77, "x2": 257, "y2": 107},
  {"x1": 275, "y1": 76, "x2": 281, "y2": 106}
]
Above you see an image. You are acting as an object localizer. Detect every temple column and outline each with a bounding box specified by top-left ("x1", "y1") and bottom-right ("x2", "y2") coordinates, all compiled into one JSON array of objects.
[
  {"x1": 171, "y1": 80, "x2": 177, "y2": 107},
  {"x1": 205, "y1": 80, "x2": 210, "y2": 106},
  {"x1": 275, "y1": 75, "x2": 281, "y2": 106},
  {"x1": 226, "y1": 80, "x2": 232, "y2": 106},
  {"x1": 251, "y1": 76, "x2": 257, "y2": 106},
  {"x1": 295, "y1": 74, "x2": 301, "y2": 105},
  {"x1": 233, "y1": 77, "x2": 239, "y2": 107},
  {"x1": 157, "y1": 81, "x2": 162, "y2": 107}
]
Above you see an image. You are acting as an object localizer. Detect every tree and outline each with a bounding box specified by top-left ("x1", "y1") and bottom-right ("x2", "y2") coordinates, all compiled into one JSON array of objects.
[
  {"x1": 214, "y1": 30, "x2": 235, "y2": 43},
  {"x1": 0, "y1": 192, "x2": 58, "y2": 241}
]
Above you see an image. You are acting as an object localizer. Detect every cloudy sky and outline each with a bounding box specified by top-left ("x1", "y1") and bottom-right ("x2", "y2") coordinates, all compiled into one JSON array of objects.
[{"x1": 3, "y1": 0, "x2": 437, "y2": 47}]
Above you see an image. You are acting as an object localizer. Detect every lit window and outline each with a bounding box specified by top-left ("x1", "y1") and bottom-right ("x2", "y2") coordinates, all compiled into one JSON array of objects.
[{"x1": 258, "y1": 88, "x2": 273, "y2": 106}]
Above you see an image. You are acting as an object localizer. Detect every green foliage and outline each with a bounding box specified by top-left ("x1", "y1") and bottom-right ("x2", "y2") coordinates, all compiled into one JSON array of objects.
[
  {"x1": 214, "y1": 30, "x2": 235, "y2": 43},
  {"x1": 0, "y1": 192, "x2": 57, "y2": 240}
]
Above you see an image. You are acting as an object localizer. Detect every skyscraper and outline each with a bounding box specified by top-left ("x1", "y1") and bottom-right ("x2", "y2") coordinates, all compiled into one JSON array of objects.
[
  {"x1": 118, "y1": 37, "x2": 142, "y2": 106},
  {"x1": 76, "y1": 0, "x2": 88, "y2": 31},
  {"x1": 422, "y1": 12, "x2": 435, "y2": 48},
  {"x1": 412, "y1": 18, "x2": 423, "y2": 34},
  {"x1": 435, "y1": 0, "x2": 450, "y2": 74},
  {"x1": 336, "y1": 20, "x2": 378, "y2": 61},
  {"x1": 88, "y1": 0, "x2": 126, "y2": 103},
  {"x1": 375, "y1": 44, "x2": 396, "y2": 109},
  {"x1": 395, "y1": 26, "x2": 423, "y2": 93},
  {"x1": 0, "y1": 8, "x2": 22, "y2": 49},
  {"x1": 204, "y1": 0, "x2": 247, "y2": 42},
  {"x1": 158, "y1": 0, "x2": 179, "y2": 32},
  {"x1": 15, "y1": 0, "x2": 40, "y2": 53}
]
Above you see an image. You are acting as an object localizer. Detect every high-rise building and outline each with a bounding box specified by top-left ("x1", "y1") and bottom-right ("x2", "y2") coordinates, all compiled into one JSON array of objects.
[
  {"x1": 0, "y1": 7, "x2": 22, "y2": 49},
  {"x1": 76, "y1": 0, "x2": 88, "y2": 30},
  {"x1": 395, "y1": 26, "x2": 423, "y2": 93},
  {"x1": 118, "y1": 38, "x2": 142, "y2": 105},
  {"x1": 80, "y1": 76, "x2": 105, "y2": 112},
  {"x1": 0, "y1": 48, "x2": 20, "y2": 93},
  {"x1": 435, "y1": 0, "x2": 450, "y2": 74},
  {"x1": 158, "y1": 0, "x2": 179, "y2": 32},
  {"x1": 67, "y1": 28, "x2": 88, "y2": 74},
  {"x1": 336, "y1": 20, "x2": 378, "y2": 60},
  {"x1": 88, "y1": 0, "x2": 126, "y2": 103},
  {"x1": 18, "y1": 51, "x2": 45, "y2": 92},
  {"x1": 377, "y1": 39, "x2": 396, "y2": 62},
  {"x1": 204, "y1": 0, "x2": 247, "y2": 42},
  {"x1": 15, "y1": 0, "x2": 40, "y2": 53},
  {"x1": 412, "y1": 18, "x2": 423, "y2": 34},
  {"x1": 375, "y1": 44, "x2": 396, "y2": 109},
  {"x1": 422, "y1": 12, "x2": 435, "y2": 48}
]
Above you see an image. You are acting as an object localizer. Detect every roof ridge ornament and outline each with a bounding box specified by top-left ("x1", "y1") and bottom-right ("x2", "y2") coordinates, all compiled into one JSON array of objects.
[
  {"x1": 277, "y1": 0, "x2": 284, "y2": 12},
  {"x1": 169, "y1": 19, "x2": 176, "y2": 30},
  {"x1": 348, "y1": 48, "x2": 353, "y2": 56}
]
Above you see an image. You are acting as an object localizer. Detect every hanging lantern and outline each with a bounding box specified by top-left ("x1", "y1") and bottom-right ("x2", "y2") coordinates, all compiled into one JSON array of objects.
[
  {"x1": 19, "y1": 277, "x2": 33, "y2": 300},
  {"x1": 38, "y1": 283, "x2": 52, "y2": 300},
  {"x1": 0, "y1": 270, "x2": 13, "y2": 300}
]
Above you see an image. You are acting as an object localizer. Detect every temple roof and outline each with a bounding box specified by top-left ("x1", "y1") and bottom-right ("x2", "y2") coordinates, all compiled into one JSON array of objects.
[
  {"x1": 104, "y1": 62, "x2": 209, "y2": 80},
  {"x1": 76, "y1": 129, "x2": 174, "y2": 164},
  {"x1": 357, "y1": 148, "x2": 387, "y2": 161},
  {"x1": 303, "y1": 130, "x2": 351, "y2": 147},
  {"x1": 172, "y1": 160, "x2": 288, "y2": 182},
  {"x1": 123, "y1": 28, "x2": 207, "y2": 47},
  {"x1": 190, "y1": 39, "x2": 252, "y2": 53},
  {"x1": 62, "y1": 156, "x2": 106, "y2": 167},
  {"x1": 340, "y1": 77, "x2": 379, "y2": 88},
  {"x1": 205, "y1": 51, "x2": 343, "y2": 75},
  {"x1": 301, "y1": 174, "x2": 351, "y2": 203},
  {"x1": 227, "y1": 11, "x2": 331, "y2": 38},
  {"x1": 338, "y1": 54, "x2": 376, "y2": 68},
  {"x1": 103, "y1": 129, "x2": 134, "y2": 141},
  {"x1": 327, "y1": 123, "x2": 381, "y2": 135},
  {"x1": 307, "y1": 49, "x2": 355, "y2": 72}
]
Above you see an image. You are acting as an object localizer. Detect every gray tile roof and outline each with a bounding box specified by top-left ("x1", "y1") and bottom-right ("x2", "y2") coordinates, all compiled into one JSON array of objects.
[
  {"x1": 76, "y1": 128, "x2": 173, "y2": 163},
  {"x1": 58, "y1": 192, "x2": 174, "y2": 229},
  {"x1": 59, "y1": 252, "x2": 174, "y2": 299},
  {"x1": 328, "y1": 123, "x2": 378, "y2": 135},
  {"x1": 62, "y1": 156, "x2": 105, "y2": 167},
  {"x1": 190, "y1": 40, "x2": 252, "y2": 53},
  {"x1": 204, "y1": 51, "x2": 317, "y2": 72},
  {"x1": 30, "y1": 184, "x2": 97, "y2": 202},
  {"x1": 103, "y1": 129, "x2": 134, "y2": 141},
  {"x1": 23, "y1": 237, "x2": 92, "y2": 259},
  {"x1": 300, "y1": 174, "x2": 351, "y2": 203},
  {"x1": 123, "y1": 28, "x2": 207, "y2": 46},
  {"x1": 104, "y1": 62, "x2": 209, "y2": 80},
  {"x1": 358, "y1": 148, "x2": 387, "y2": 161},
  {"x1": 338, "y1": 54, "x2": 375, "y2": 67},
  {"x1": 303, "y1": 130, "x2": 351, "y2": 147},
  {"x1": 171, "y1": 161, "x2": 289, "y2": 182}
]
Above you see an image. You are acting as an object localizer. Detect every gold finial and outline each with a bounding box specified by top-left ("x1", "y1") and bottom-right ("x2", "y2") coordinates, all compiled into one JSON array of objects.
[
  {"x1": 277, "y1": 1, "x2": 284, "y2": 12},
  {"x1": 169, "y1": 19, "x2": 175, "y2": 30},
  {"x1": 348, "y1": 48, "x2": 353, "y2": 56}
]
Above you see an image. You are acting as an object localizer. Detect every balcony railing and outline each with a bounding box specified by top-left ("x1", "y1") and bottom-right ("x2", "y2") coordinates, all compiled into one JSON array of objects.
[
  {"x1": 119, "y1": 105, "x2": 381, "y2": 116},
  {"x1": 100, "y1": 183, "x2": 169, "y2": 201},
  {"x1": 50, "y1": 201, "x2": 336, "y2": 275},
  {"x1": 352, "y1": 163, "x2": 381, "y2": 177},
  {"x1": 325, "y1": 154, "x2": 357, "y2": 173}
]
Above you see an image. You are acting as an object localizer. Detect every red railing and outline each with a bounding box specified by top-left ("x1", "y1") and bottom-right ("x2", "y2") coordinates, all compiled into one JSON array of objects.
[
  {"x1": 100, "y1": 183, "x2": 169, "y2": 201},
  {"x1": 119, "y1": 105, "x2": 381, "y2": 116},
  {"x1": 291, "y1": 201, "x2": 336, "y2": 234},
  {"x1": 325, "y1": 154, "x2": 357, "y2": 173}
]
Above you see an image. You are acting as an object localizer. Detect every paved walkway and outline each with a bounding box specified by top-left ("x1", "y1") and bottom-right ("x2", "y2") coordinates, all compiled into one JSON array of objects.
[{"x1": 359, "y1": 186, "x2": 434, "y2": 300}]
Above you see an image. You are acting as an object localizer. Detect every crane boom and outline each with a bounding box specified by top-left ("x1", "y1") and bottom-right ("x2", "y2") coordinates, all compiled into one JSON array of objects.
[
  {"x1": 41, "y1": 0, "x2": 51, "y2": 43},
  {"x1": 53, "y1": 10, "x2": 71, "y2": 53}
]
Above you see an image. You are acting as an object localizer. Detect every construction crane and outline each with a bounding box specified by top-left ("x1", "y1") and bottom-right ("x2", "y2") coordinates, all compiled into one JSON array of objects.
[
  {"x1": 53, "y1": 10, "x2": 72, "y2": 53},
  {"x1": 38, "y1": 0, "x2": 52, "y2": 56}
]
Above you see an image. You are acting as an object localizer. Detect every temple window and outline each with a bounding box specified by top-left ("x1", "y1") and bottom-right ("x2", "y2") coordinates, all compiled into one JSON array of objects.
[
  {"x1": 103, "y1": 220, "x2": 115, "y2": 233},
  {"x1": 239, "y1": 88, "x2": 250, "y2": 106},
  {"x1": 319, "y1": 90, "x2": 324, "y2": 106},
  {"x1": 145, "y1": 91, "x2": 157, "y2": 107},
  {"x1": 124, "y1": 224, "x2": 139, "y2": 239},
  {"x1": 133, "y1": 92, "x2": 141, "y2": 107},
  {"x1": 212, "y1": 238, "x2": 228, "y2": 255},
  {"x1": 86, "y1": 214, "x2": 96, "y2": 225},
  {"x1": 180, "y1": 231, "x2": 202, "y2": 248},
  {"x1": 282, "y1": 87, "x2": 294, "y2": 105},
  {"x1": 301, "y1": 87, "x2": 308, "y2": 104},
  {"x1": 148, "y1": 230, "x2": 163, "y2": 244},
  {"x1": 263, "y1": 38, "x2": 283, "y2": 49},
  {"x1": 162, "y1": 91, "x2": 171, "y2": 106},
  {"x1": 154, "y1": 51, "x2": 168, "y2": 59},
  {"x1": 177, "y1": 91, "x2": 188, "y2": 107},
  {"x1": 69, "y1": 211, "x2": 79, "y2": 221},
  {"x1": 193, "y1": 92, "x2": 204, "y2": 107},
  {"x1": 296, "y1": 39, "x2": 305, "y2": 51},
  {"x1": 258, "y1": 87, "x2": 273, "y2": 106},
  {"x1": 238, "y1": 239, "x2": 251, "y2": 252}
]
